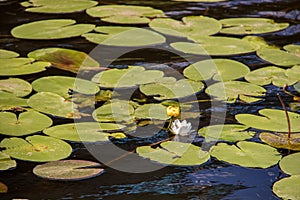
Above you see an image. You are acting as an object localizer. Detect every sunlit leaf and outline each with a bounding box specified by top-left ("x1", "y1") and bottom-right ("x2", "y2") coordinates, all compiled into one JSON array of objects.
[
  {"x1": 273, "y1": 176, "x2": 300, "y2": 200},
  {"x1": 134, "y1": 104, "x2": 169, "y2": 120},
  {"x1": 0, "y1": 49, "x2": 19, "y2": 59},
  {"x1": 0, "y1": 152, "x2": 16, "y2": 171},
  {"x1": 0, "y1": 92, "x2": 28, "y2": 111},
  {"x1": 260, "y1": 132, "x2": 300, "y2": 151},
  {"x1": 257, "y1": 48, "x2": 300, "y2": 67},
  {"x1": 279, "y1": 152, "x2": 300, "y2": 175},
  {"x1": 0, "y1": 78, "x2": 32, "y2": 97}
]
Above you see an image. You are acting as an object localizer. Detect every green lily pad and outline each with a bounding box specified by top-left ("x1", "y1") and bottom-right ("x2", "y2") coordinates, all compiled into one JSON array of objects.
[
  {"x1": 136, "y1": 141, "x2": 210, "y2": 166},
  {"x1": 0, "y1": 57, "x2": 50, "y2": 76},
  {"x1": 0, "y1": 152, "x2": 16, "y2": 171},
  {"x1": 257, "y1": 48, "x2": 300, "y2": 67},
  {"x1": 33, "y1": 160, "x2": 104, "y2": 181},
  {"x1": 92, "y1": 66, "x2": 164, "y2": 88},
  {"x1": 198, "y1": 124, "x2": 255, "y2": 142},
  {"x1": 11, "y1": 19, "x2": 95, "y2": 40},
  {"x1": 273, "y1": 175, "x2": 300, "y2": 200},
  {"x1": 0, "y1": 92, "x2": 28, "y2": 110},
  {"x1": 134, "y1": 104, "x2": 169, "y2": 120},
  {"x1": 184, "y1": 59, "x2": 250, "y2": 81},
  {"x1": 206, "y1": 81, "x2": 266, "y2": 103},
  {"x1": 0, "y1": 49, "x2": 19, "y2": 58},
  {"x1": 27, "y1": 92, "x2": 82, "y2": 119},
  {"x1": 220, "y1": 18, "x2": 289, "y2": 35},
  {"x1": 286, "y1": 65, "x2": 300, "y2": 81},
  {"x1": 210, "y1": 141, "x2": 281, "y2": 168},
  {"x1": 0, "y1": 78, "x2": 32, "y2": 97},
  {"x1": 140, "y1": 79, "x2": 204, "y2": 100},
  {"x1": 242, "y1": 36, "x2": 278, "y2": 50},
  {"x1": 92, "y1": 100, "x2": 135, "y2": 122},
  {"x1": 236, "y1": 109, "x2": 300, "y2": 132},
  {"x1": 171, "y1": 36, "x2": 258, "y2": 56},
  {"x1": 43, "y1": 122, "x2": 126, "y2": 142},
  {"x1": 172, "y1": 0, "x2": 226, "y2": 2},
  {"x1": 83, "y1": 27, "x2": 166, "y2": 46},
  {"x1": 283, "y1": 44, "x2": 300, "y2": 56},
  {"x1": 245, "y1": 66, "x2": 297, "y2": 87},
  {"x1": 279, "y1": 152, "x2": 300, "y2": 175},
  {"x1": 21, "y1": 0, "x2": 98, "y2": 13},
  {"x1": 0, "y1": 110, "x2": 52, "y2": 136},
  {"x1": 0, "y1": 182, "x2": 8, "y2": 193},
  {"x1": 294, "y1": 82, "x2": 300, "y2": 93},
  {"x1": 259, "y1": 132, "x2": 300, "y2": 151},
  {"x1": 86, "y1": 5, "x2": 165, "y2": 24},
  {"x1": 0, "y1": 135, "x2": 72, "y2": 162},
  {"x1": 32, "y1": 76, "x2": 99, "y2": 99},
  {"x1": 28, "y1": 47, "x2": 100, "y2": 73},
  {"x1": 149, "y1": 16, "x2": 221, "y2": 38}
]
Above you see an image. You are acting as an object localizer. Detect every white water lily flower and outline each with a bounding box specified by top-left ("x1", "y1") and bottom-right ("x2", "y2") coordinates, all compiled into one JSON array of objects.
[{"x1": 171, "y1": 119, "x2": 192, "y2": 136}]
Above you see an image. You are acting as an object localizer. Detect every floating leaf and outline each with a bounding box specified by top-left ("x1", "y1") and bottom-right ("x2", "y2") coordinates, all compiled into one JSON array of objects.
[
  {"x1": 136, "y1": 141, "x2": 210, "y2": 166},
  {"x1": 32, "y1": 76, "x2": 99, "y2": 99},
  {"x1": 0, "y1": 182, "x2": 8, "y2": 193},
  {"x1": 134, "y1": 104, "x2": 169, "y2": 120},
  {"x1": 21, "y1": 0, "x2": 98, "y2": 13},
  {"x1": 11, "y1": 19, "x2": 95, "y2": 39},
  {"x1": 83, "y1": 27, "x2": 166, "y2": 46},
  {"x1": 28, "y1": 92, "x2": 82, "y2": 119},
  {"x1": 0, "y1": 110, "x2": 52, "y2": 136},
  {"x1": 184, "y1": 59, "x2": 250, "y2": 81},
  {"x1": 286, "y1": 65, "x2": 300, "y2": 81},
  {"x1": 0, "y1": 135, "x2": 72, "y2": 162},
  {"x1": 86, "y1": 5, "x2": 165, "y2": 24},
  {"x1": 28, "y1": 47, "x2": 100, "y2": 73},
  {"x1": 0, "y1": 57, "x2": 50, "y2": 76},
  {"x1": 172, "y1": 0, "x2": 227, "y2": 2},
  {"x1": 149, "y1": 16, "x2": 221, "y2": 38},
  {"x1": 0, "y1": 78, "x2": 32, "y2": 97},
  {"x1": 206, "y1": 81, "x2": 266, "y2": 103},
  {"x1": 92, "y1": 100, "x2": 135, "y2": 122},
  {"x1": 0, "y1": 152, "x2": 16, "y2": 171},
  {"x1": 220, "y1": 18, "x2": 289, "y2": 35},
  {"x1": 294, "y1": 82, "x2": 300, "y2": 93},
  {"x1": 210, "y1": 141, "x2": 281, "y2": 168},
  {"x1": 0, "y1": 92, "x2": 28, "y2": 110},
  {"x1": 171, "y1": 36, "x2": 258, "y2": 56},
  {"x1": 242, "y1": 36, "x2": 278, "y2": 49},
  {"x1": 33, "y1": 160, "x2": 104, "y2": 181},
  {"x1": 273, "y1": 176, "x2": 300, "y2": 200},
  {"x1": 92, "y1": 66, "x2": 164, "y2": 88},
  {"x1": 44, "y1": 122, "x2": 126, "y2": 142},
  {"x1": 0, "y1": 49, "x2": 19, "y2": 58},
  {"x1": 279, "y1": 152, "x2": 300, "y2": 175},
  {"x1": 245, "y1": 66, "x2": 297, "y2": 87},
  {"x1": 198, "y1": 124, "x2": 255, "y2": 142},
  {"x1": 283, "y1": 44, "x2": 300, "y2": 56},
  {"x1": 257, "y1": 48, "x2": 300, "y2": 67},
  {"x1": 259, "y1": 132, "x2": 300, "y2": 151},
  {"x1": 236, "y1": 109, "x2": 300, "y2": 132}
]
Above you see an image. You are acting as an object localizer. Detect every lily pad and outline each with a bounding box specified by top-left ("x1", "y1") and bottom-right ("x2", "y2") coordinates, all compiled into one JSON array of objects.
[
  {"x1": 294, "y1": 82, "x2": 300, "y2": 93},
  {"x1": 140, "y1": 79, "x2": 204, "y2": 100},
  {"x1": 0, "y1": 110, "x2": 52, "y2": 136},
  {"x1": 279, "y1": 152, "x2": 300, "y2": 175},
  {"x1": 136, "y1": 141, "x2": 210, "y2": 166},
  {"x1": 0, "y1": 152, "x2": 16, "y2": 171},
  {"x1": 206, "y1": 81, "x2": 266, "y2": 103},
  {"x1": 171, "y1": 36, "x2": 258, "y2": 56},
  {"x1": 21, "y1": 0, "x2": 98, "y2": 13},
  {"x1": 0, "y1": 182, "x2": 8, "y2": 193},
  {"x1": 242, "y1": 36, "x2": 278, "y2": 50},
  {"x1": 43, "y1": 122, "x2": 126, "y2": 142},
  {"x1": 260, "y1": 132, "x2": 300, "y2": 151},
  {"x1": 92, "y1": 66, "x2": 164, "y2": 88},
  {"x1": 27, "y1": 92, "x2": 82, "y2": 119},
  {"x1": 210, "y1": 141, "x2": 281, "y2": 168},
  {"x1": 184, "y1": 59, "x2": 250, "y2": 81},
  {"x1": 198, "y1": 124, "x2": 255, "y2": 142},
  {"x1": 0, "y1": 49, "x2": 19, "y2": 58},
  {"x1": 286, "y1": 65, "x2": 300, "y2": 81},
  {"x1": 32, "y1": 76, "x2": 99, "y2": 99},
  {"x1": 0, "y1": 78, "x2": 32, "y2": 97},
  {"x1": 245, "y1": 66, "x2": 297, "y2": 87},
  {"x1": 236, "y1": 109, "x2": 300, "y2": 132},
  {"x1": 172, "y1": 0, "x2": 226, "y2": 2},
  {"x1": 28, "y1": 47, "x2": 100, "y2": 73},
  {"x1": 11, "y1": 19, "x2": 95, "y2": 39},
  {"x1": 0, "y1": 57, "x2": 50, "y2": 76},
  {"x1": 92, "y1": 100, "x2": 135, "y2": 122},
  {"x1": 220, "y1": 18, "x2": 289, "y2": 35},
  {"x1": 134, "y1": 104, "x2": 169, "y2": 120},
  {"x1": 149, "y1": 16, "x2": 221, "y2": 38},
  {"x1": 86, "y1": 5, "x2": 165, "y2": 24},
  {"x1": 283, "y1": 44, "x2": 300, "y2": 56},
  {"x1": 0, "y1": 135, "x2": 72, "y2": 162},
  {"x1": 0, "y1": 92, "x2": 28, "y2": 110},
  {"x1": 83, "y1": 27, "x2": 166, "y2": 46},
  {"x1": 33, "y1": 160, "x2": 104, "y2": 181},
  {"x1": 273, "y1": 176, "x2": 300, "y2": 200},
  {"x1": 257, "y1": 48, "x2": 300, "y2": 67}
]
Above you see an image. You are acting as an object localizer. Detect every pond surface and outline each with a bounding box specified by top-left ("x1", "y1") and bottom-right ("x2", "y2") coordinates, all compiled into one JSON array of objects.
[{"x1": 0, "y1": 0, "x2": 300, "y2": 199}]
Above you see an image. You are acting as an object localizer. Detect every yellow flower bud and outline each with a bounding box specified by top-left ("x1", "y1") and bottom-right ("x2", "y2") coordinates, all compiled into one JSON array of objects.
[{"x1": 167, "y1": 106, "x2": 180, "y2": 117}]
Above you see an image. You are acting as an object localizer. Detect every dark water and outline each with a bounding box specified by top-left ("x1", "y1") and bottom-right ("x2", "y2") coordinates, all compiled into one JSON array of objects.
[{"x1": 0, "y1": 0, "x2": 299, "y2": 199}]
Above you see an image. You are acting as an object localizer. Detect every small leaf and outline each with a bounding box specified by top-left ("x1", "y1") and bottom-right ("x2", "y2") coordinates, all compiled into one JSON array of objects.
[
  {"x1": 134, "y1": 104, "x2": 169, "y2": 120},
  {"x1": 0, "y1": 152, "x2": 16, "y2": 171}
]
